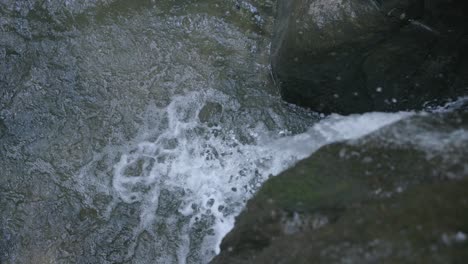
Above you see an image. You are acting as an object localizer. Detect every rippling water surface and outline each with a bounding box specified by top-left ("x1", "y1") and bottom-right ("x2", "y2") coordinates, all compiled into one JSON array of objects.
[{"x1": 1, "y1": 1, "x2": 411, "y2": 263}]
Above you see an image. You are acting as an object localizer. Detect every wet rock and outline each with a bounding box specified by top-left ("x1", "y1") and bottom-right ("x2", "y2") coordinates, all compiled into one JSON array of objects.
[
  {"x1": 212, "y1": 111, "x2": 468, "y2": 263},
  {"x1": 78, "y1": 207, "x2": 98, "y2": 222},
  {"x1": 198, "y1": 101, "x2": 223, "y2": 126},
  {"x1": 123, "y1": 156, "x2": 156, "y2": 177},
  {"x1": 0, "y1": 1, "x2": 286, "y2": 263},
  {"x1": 0, "y1": 118, "x2": 6, "y2": 138},
  {"x1": 271, "y1": 0, "x2": 468, "y2": 114}
]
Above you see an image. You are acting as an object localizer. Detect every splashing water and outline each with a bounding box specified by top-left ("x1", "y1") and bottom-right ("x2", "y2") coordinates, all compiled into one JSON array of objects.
[
  {"x1": 78, "y1": 89, "x2": 411, "y2": 263},
  {"x1": 1, "y1": 1, "x2": 414, "y2": 263}
]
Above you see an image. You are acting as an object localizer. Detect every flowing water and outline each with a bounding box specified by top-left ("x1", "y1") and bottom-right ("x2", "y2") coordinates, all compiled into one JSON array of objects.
[{"x1": 0, "y1": 1, "x2": 425, "y2": 263}]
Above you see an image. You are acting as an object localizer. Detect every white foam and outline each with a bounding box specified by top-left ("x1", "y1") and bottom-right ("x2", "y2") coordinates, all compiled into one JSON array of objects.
[
  {"x1": 109, "y1": 90, "x2": 411, "y2": 262},
  {"x1": 427, "y1": 96, "x2": 468, "y2": 113}
]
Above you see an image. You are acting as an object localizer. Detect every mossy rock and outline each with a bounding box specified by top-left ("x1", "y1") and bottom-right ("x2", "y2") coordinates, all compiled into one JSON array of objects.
[{"x1": 212, "y1": 111, "x2": 468, "y2": 263}]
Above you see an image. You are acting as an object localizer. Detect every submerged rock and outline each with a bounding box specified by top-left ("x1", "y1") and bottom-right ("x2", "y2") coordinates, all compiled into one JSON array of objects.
[
  {"x1": 212, "y1": 111, "x2": 468, "y2": 263},
  {"x1": 198, "y1": 101, "x2": 223, "y2": 126},
  {"x1": 0, "y1": 118, "x2": 6, "y2": 138},
  {"x1": 271, "y1": 0, "x2": 468, "y2": 114}
]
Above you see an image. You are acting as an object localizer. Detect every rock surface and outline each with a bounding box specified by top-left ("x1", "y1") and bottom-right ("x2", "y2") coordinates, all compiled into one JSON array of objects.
[
  {"x1": 271, "y1": 0, "x2": 468, "y2": 114},
  {"x1": 212, "y1": 111, "x2": 468, "y2": 263},
  {"x1": 0, "y1": 1, "x2": 292, "y2": 263}
]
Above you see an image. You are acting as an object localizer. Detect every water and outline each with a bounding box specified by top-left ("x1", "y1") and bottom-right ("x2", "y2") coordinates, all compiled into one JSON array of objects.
[
  {"x1": 79, "y1": 91, "x2": 410, "y2": 263},
  {"x1": 0, "y1": 1, "x2": 422, "y2": 263}
]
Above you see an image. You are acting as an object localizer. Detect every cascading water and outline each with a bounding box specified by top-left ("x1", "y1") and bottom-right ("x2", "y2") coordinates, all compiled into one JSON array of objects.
[
  {"x1": 0, "y1": 1, "x2": 420, "y2": 263},
  {"x1": 78, "y1": 90, "x2": 410, "y2": 263}
]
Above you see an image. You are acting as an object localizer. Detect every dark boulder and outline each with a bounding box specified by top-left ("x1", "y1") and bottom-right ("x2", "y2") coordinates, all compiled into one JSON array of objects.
[
  {"x1": 211, "y1": 111, "x2": 468, "y2": 263},
  {"x1": 271, "y1": 0, "x2": 468, "y2": 114}
]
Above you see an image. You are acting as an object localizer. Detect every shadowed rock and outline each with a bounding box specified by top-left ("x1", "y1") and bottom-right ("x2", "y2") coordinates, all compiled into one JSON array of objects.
[{"x1": 271, "y1": 0, "x2": 468, "y2": 114}]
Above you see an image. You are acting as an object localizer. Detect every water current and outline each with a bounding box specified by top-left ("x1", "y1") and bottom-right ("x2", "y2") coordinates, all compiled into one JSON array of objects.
[{"x1": 0, "y1": 1, "x2": 444, "y2": 263}]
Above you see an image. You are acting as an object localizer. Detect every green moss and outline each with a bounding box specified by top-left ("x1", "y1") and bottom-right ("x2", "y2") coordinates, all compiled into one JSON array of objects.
[{"x1": 257, "y1": 161, "x2": 368, "y2": 212}]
